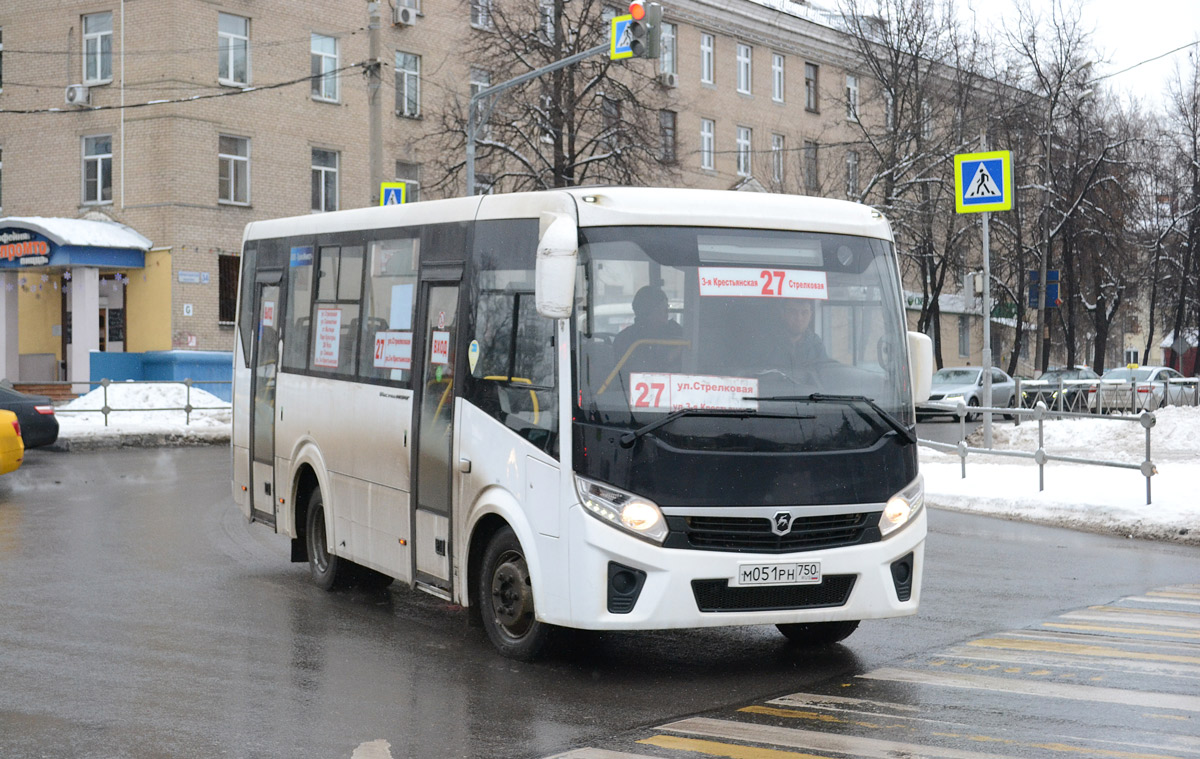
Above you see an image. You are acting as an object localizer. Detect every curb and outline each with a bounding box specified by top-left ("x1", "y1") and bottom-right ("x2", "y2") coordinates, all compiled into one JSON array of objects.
[{"x1": 46, "y1": 432, "x2": 231, "y2": 452}]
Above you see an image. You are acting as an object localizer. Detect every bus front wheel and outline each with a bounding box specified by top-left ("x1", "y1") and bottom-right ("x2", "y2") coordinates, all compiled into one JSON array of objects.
[
  {"x1": 478, "y1": 527, "x2": 552, "y2": 661},
  {"x1": 776, "y1": 620, "x2": 859, "y2": 646},
  {"x1": 305, "y1": 488, "x2": 353, "y2": 591}
]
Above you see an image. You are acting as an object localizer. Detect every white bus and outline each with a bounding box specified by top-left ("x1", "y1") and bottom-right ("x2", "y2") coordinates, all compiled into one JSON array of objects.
[{"x1": 231, "y1": 187, "x2": 933, "y2": 660}]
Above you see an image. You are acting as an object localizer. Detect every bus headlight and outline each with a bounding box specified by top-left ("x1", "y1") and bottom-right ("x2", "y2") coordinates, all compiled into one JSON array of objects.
[
  {"x1": 880, "y1": 475, "x2": 924, "y2": 538},
  {"x1": 574, "y1": 475, "x2": 668, "y2": 544}
]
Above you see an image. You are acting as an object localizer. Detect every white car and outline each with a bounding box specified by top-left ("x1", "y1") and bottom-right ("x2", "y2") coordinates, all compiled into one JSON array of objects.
[
  {"x1": 918, "y1": 366, "x2": 1017, "y2": 420},
  {"x1": 1087, "y1": 366, "x2": 1193, "y2": 413}
]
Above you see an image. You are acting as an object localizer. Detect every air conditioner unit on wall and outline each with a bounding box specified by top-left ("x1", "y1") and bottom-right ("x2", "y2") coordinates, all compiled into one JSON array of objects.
[
  {"x1": 65, "y1": 84, "x2": 91, "y2": 106},
  {"x1": 393, "y1": 5, "x2": 417, "y2": 25},
  {"x1": 657, "y1": 72, "x2": 679, "y2": 88}
]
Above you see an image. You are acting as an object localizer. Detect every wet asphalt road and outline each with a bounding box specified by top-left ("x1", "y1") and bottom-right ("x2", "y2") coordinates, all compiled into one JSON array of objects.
[{"x1": 1, "y1": 446, "x2": 1198, "y2": 759}]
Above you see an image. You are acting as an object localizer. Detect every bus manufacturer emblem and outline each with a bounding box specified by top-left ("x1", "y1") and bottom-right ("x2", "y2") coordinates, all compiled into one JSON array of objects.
[{"x1": 772, "y1": 512, "x2": 792, "y2": 536}]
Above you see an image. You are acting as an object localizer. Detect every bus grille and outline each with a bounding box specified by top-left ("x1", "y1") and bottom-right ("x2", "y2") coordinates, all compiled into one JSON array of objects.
[
  {"x1": 666, "y1": 513, "x2": 880, "y2": 553},
  {"x1": 691, "y1": 575, "x2": 856, "y2": 612}
]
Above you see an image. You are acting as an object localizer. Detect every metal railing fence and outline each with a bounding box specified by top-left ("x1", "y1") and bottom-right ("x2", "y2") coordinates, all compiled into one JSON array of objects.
[
  {"x1": 47, "y1": 378, "x2": 232, "y2": 427},
  {"x1": 918, "y1": 401, "x2": 1157, "y2": 505},
  {"x1": 1014, "y1": 376, "x2": 1199, "y2": 420}
]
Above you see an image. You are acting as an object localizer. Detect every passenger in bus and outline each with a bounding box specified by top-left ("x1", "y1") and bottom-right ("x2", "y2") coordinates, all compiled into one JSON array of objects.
[
  {"x1": 612, "y1": 285, "x2": 684, "y2": 372},
  {"x1": 781, "y1": 298, "x2": 827, "y2": 371}
]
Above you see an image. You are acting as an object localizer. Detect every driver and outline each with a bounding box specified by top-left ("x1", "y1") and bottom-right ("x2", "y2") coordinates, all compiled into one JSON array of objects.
[
  {"x1": 781, "y1": 298, "x2": 827, "y2": 370},
  {"x1": 612, "y1": 286, "x2": 683, "y2": 372}
]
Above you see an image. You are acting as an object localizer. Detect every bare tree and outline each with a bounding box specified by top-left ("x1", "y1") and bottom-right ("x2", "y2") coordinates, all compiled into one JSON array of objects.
[{"x1": 427, "y1": 0, "x2": 675, "y2": 194}]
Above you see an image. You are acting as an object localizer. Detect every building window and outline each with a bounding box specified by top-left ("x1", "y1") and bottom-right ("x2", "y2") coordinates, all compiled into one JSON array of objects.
[
  {"x1": 700, "y1": 33, "x2": 714, "y2": 84},
  {"x1": 538, "y1": 0, "x2": 555, "y2": 42},
  {"x1": 958, "y1": 315, "x2": 970, "y2": 358},
  {"x1": 736, "y1": 44, "x2": 752, "y2": 95},
  {"x1": 218, "y1": 13, "x2": 249, "y2": 86},
  {"x1": 395, "y1": 51, "x2": 420, "y2": 117},
  {"x1": 600, "y1": 97, "x2": 621, "y2": 150},
  {"x1": 1124, "y1": 348, "x2": 1139, "y2": 365},
  {"x1": 218, "y1": 254, "x2": 239, "y2": 323},
  {"x1": 885, "y1": 91, "x2": 895, "y2": 131},
  {"x1": 803, "y1": 140, "x2": 818, "y2": 193},
  {"x1": 659, "y1": 110, "x2": 676, "y2": 164},
  {"x1": 804, "y1": 62, "x2": 819, "y2": 112},
  {"x1": 218, "y1": 135, "x2": 250, "y2": 205},
  {"x1": 83, "y1": 12, "x2": 113, "y2": 84},
  {"x1": 311, "y1": 34, "x2": 339, "y2": 101},
  {"x1": 395, "y1": 160, "x2": 420, "y2": 202},
  {"x1": 311, "y1": 148, "x2": 338, "y2": 212},
  {"x1": 0, "y1": 28, "x2": 5, "y2": 92},
  {"x1": 736, "y1": 126, "x2": 752, "y2": 177},
  {"x1": 771, "y1": 134, "x2": 785, "y2": 183},
  {"x1": 470, "y1": 67, "x2": 491, "y2": 136},
  {"x1": 82, "y1": 135, "x2": 113, "y2": 205},
  {"x1": 660, "y1": 22, "x2": 676, "y2": 75},
  {"x1": 0, "y1": 146, "x2": 4, "y2": 212},
  {"x1": 471, "y1": 0, "x2": 493, "y2": 29},
  {"x1": 474, "y1": 173, "x2": 494, "y2": 195},
  {"x1": 700, "y1": 118, "x2": 714, "y2": 171},
  {"x1": 921, "y1": 99, "x2": 933, "y2": 139},
  {"x1": 772, "y1": 53, "x2": 784, "y2": 103},
  {"x1": 845, "y1": 74, "x2": 859, "y2": 121},
  {"x1": 845, "y1": 149, "x2": 859, "y2": 196}
]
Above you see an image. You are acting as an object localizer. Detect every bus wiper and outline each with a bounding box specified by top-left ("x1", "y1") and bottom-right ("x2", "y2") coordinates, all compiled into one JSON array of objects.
[
  {"x1": 753, "y1": 393, "x2": 917, "y2": 445},
  {"x1": 619, "y1": 408, "x2": 762, "y2": 448}
]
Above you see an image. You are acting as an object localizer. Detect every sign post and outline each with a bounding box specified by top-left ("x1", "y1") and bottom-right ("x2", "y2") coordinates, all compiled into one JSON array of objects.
[{"x1": 954, "y1": 143, "x2": 1012, "y2": 447}]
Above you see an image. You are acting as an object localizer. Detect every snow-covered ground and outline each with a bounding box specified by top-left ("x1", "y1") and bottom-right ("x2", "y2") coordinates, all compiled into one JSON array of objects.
[{"x1": 48, "y1": 383, "x2": 1199, "y2": 545}]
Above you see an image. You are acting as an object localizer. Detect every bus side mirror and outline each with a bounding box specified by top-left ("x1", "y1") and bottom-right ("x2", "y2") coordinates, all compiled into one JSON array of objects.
[
  {"x1": 907, "y1": 331, "x2": 933, "y2": 404},
  {"x1": 535, "y1": 212, "x2": 579, "y2": 319}
]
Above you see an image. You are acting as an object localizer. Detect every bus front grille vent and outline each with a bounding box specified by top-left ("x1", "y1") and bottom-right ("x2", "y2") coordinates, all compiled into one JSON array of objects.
[
  {"x1": 667, "y1": 513, "x2": 880, "y2": 553},
  {"x1": 691, "y1": 575, "x2": 856, "y2": 612}
]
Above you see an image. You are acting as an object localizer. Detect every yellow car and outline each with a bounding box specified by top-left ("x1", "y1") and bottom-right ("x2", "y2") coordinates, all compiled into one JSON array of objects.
[{"x1": 0, "y1": 409, "x2": 24, "y2": 475}]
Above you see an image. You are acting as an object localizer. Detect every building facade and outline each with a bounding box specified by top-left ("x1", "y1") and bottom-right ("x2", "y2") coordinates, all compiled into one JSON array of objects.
[{"x1": 0, "y1": 0, "x2": 991, "y2": 381}]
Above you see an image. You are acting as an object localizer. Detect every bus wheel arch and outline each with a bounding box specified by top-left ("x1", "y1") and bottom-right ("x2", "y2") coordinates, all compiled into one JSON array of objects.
[{"x1": 291, "y1": 464, "x2": 321, "y2": 562}]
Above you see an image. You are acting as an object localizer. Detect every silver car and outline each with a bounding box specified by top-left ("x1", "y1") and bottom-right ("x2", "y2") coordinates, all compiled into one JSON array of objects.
[
  {"x1": 918, "y1": 366, "x2": 1017, "y2": 420},
  {"x1": 1087, "y1": 366, "x2": 1193, "y2": 413}
]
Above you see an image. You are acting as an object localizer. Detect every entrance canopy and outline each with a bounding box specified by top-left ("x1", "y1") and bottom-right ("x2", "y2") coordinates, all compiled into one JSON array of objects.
[{"x1": 0, "y1": 216, "x2": 152, "y2": 269}]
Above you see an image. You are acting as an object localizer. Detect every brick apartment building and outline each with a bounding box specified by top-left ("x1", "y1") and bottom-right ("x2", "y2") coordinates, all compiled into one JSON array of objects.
[{"x1": 0, "y1": 0, "x2": 992, "y2": 381}]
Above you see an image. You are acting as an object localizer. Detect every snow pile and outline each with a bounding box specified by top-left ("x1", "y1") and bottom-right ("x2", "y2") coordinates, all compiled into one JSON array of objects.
[
  {"x1": 56, "y1": 381, "x2": 231, "y2": 445},
  {"x1": 922, "y1": 407, "x2": 1200, "y2": 544}
]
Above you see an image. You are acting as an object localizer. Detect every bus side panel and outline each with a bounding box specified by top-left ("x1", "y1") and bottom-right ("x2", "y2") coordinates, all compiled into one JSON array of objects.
[
  {"x1": 276, "y1": 372, "x2": 413, "y2": 582},
  {"x1": 231, "y1": 350, "x2": 252, "y2": 519},
  {"x1": 455, "y1": 401, "x2": 570, "y2": 622}
]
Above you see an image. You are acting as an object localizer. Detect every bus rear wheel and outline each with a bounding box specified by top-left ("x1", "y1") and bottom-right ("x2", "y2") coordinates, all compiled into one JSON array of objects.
[
  {"x1": 478, "y1": 527, "x2": 552, "y2": 661},
  {"x1": 776, "y1": 620, "x2": 859, "y2": 647},
  {"x1": 305, "y1": 488, "x2": 354, "y2": 591}
]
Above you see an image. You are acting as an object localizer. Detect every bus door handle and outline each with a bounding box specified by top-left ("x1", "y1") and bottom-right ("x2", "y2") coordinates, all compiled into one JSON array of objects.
[{"x1": 458, "y1": 457, "x2": 472, "y2": 473}]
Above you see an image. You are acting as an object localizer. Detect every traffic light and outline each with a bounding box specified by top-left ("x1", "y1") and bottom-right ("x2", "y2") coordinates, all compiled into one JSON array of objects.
[{"x1": 628, "y1": 1, "x2": 662, "y2": 59}]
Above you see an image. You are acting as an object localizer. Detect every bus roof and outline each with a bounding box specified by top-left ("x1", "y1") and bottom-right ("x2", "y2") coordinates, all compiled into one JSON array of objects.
[{"x1": 242, "y1": 187, "x2": 893, "y2": 243}]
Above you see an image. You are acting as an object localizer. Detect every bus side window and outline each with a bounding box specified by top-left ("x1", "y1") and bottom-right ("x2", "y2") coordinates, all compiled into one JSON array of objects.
[
  {"x1": 358, "y1": 237, "x2": 419, "y2": 385},
  {"x1": 282, "y1": 244, "x2": 314, "y2": 372}
]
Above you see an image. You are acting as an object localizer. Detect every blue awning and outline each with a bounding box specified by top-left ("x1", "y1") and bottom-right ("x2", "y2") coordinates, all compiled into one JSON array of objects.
[{"x1": 0, "y1": 217, "x2": 152, "y2": 270}]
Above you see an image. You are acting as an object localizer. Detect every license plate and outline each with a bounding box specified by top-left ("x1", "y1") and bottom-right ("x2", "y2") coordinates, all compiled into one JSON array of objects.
[{"x1": 734, "y1": 561, "x2": 822, "y2": 587}]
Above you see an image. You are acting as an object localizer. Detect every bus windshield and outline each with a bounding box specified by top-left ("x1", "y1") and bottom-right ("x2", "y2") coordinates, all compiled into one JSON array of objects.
[{"x1": 573, "y1": 226, "x2": 913, "y2": 455}]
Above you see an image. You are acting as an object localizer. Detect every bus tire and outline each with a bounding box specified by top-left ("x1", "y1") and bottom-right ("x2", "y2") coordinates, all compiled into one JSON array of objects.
[
  {"x1": 776, "y1": 620, "x2": 859, "y2": 646},
  {"x1": 305, "y1": 488, "x2": 352, "y2": 591},
  {"x1": 478, "y1": 526, "x2": 552, "y2": 661}
]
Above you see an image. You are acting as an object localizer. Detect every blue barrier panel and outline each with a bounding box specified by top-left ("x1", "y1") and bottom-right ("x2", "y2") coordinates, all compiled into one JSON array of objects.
[{"x1": 90, "y1": 351, "x2": 234, "y2": 401}]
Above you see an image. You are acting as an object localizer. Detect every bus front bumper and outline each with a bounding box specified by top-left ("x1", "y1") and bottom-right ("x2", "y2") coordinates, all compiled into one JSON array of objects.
[{"x1": 558, "y1": 503, "x2": 925, "y2": 631}]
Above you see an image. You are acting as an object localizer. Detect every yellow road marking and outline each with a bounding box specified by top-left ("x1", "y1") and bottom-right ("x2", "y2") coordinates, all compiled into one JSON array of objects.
[
  {"x1": 967, "y1": 637, "x2": 1200, "y2": 665},
  {"x1": 1086, "y1": 605, "x2": 1200, "y2": 619},
  {"x1": 739, "y1": 705, "x2": 903, "y2": 731},
  {"x1": 1044, "y1": 622, "x2": 1200, "y2": 639},
  {"x1": 638, "y1": 735, "x2": 830, "y2": 759},
  {"x1": 1148, "y1": 591, "x2": 1200, "y2": 601}
]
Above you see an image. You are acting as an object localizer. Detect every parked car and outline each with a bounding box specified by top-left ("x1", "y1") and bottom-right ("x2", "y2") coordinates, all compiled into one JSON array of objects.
[
  {"x1": 0, "y1": 410, "x2": 24, "y2": 475},
  {"x1": 918, "y1": 366, "x2": 1018, "y2": 421},
  {"x1": 1088, "y1": 366, "x2": 1193, "y2": 413},
  {"x1": 1021, "y1": 366, "x2": 1100, "y2": 412},
  {"x1": 0, "y1": 384, "x2": 59, "y2": 448}
]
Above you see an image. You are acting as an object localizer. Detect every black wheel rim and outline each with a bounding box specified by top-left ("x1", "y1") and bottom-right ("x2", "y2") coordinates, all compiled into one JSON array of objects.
[{"x1": 490, "y1": 549, "x2": 534, "y2": 640}]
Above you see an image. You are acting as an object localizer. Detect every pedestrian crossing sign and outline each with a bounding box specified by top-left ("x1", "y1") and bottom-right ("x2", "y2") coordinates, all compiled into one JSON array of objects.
[
  {"x1": 954, "y1": 150, "x2": 1012, "y2": 214},
  {"x1": 380, "y1": 182, "x2": 407, "y2": 206}
]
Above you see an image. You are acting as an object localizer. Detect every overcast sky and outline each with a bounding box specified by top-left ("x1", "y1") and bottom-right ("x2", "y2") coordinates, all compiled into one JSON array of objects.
[{"x1": 960, "y1": 0, "x2": 1199, "y2": 111}]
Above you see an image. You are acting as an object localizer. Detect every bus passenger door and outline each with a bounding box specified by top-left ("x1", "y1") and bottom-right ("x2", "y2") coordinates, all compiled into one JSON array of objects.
[
  {"x1": 250, "y1": 276, "x2": 281, "y2": 526},
  {"x1": 412, "y1": 274, "x2": 461, "y2": 592}
]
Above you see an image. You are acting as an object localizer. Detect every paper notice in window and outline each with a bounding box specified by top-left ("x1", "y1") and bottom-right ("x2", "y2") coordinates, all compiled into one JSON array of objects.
[
  {"x1": 699, "y1": 267, "x2": 828, "y2": 299},
  {"x1": 630, "y1": 372, "x2": 759, "y2": 412},
  {"x1": 373, "y1": 331, "x2": 413, "y2": 370},
  {"x1": 313, "y1": 308, "x2": 341, "y2": 368},
  {"x1": 431, "y1": 330, "x2": 451, "y2": 365}
]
